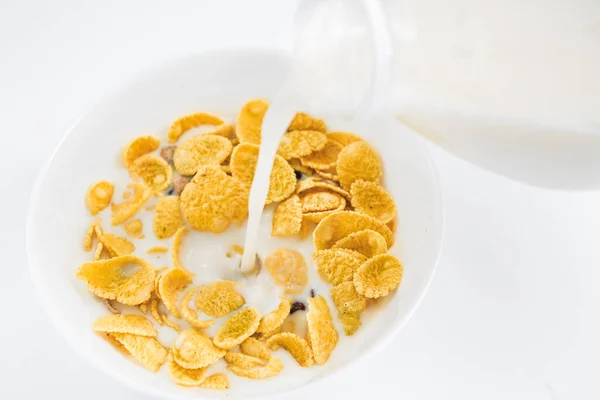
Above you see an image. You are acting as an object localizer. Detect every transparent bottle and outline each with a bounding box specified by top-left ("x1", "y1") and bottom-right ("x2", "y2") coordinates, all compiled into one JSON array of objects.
[{"x1": 291, "y1": 0, "x2": 600, "y2": 190}]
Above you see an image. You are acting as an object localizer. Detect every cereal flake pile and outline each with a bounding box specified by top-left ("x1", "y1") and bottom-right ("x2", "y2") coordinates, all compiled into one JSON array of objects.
[{"x1": 76, "y1": 99, "x2": 403, "y2": 389}]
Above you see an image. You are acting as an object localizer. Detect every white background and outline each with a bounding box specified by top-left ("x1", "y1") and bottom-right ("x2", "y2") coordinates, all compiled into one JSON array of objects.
[{"x1": 2, "y1": 1, "x2": 600, "y2": 399}]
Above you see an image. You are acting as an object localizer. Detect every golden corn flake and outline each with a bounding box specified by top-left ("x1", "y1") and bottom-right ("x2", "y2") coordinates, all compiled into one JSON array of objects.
[
  {"x1": 240, "y1": 338, "x2": 271, "y2": 361},
  {"x1": 111, "y1": 182, "x2": 152, "y2": 225},
  {"x1": 266, "y1": 332, "x2": 314, "y2": 367},
  {"x1": 350, "y1": 180, "x2": 397, "y2": 224},
  {"x1": 332, "y1": 229, "x2": 388, "y2": 258},
  {"x1": 154, "y1": 267, "x2": 169, "y2": 299},
  {"x1": 166, "y1": 355, "x2": 207, "y2": 387},
  {"x1": 224, "y1": 352, "x2": 266, "y2": 369},
  {"x1": 256, "y1": 298, "x2": 290, "y2": 334},
  {"x1": 337, "y1": 141, "x2": 382, "y2": 190},
  {"x1": 301, "y1": 191, "x2": 344, "y2": 213},
  {"x1": 123, "y1": 219, "x2": 144, "y2": 239},
  {"x1": 230, "y1": 143, "x2": 296, "y2": 204},
  {"x1": 161, "y1": 314, "x2": 182, "y2": 331},
  {"x1": 94, "y1": 242, "x2": 106, "y2": 260},
  {"x1": 288, "y1": 158, "x2": 315, "y2": 176},
  {"x1": 296, "y1": 176, "x2": 350, "y2": 200},
  {"x1": 312, "y1": 248, "x2": 367, "y2": 285},
  {"x1": 139, "y1": 299, "x2": 149, "y2": 314},
  {"x1": 180, "y1": 166, "x2": 249, "y2": 232},
  {"x1": 255, "y1": 325, "x2": 281, "y2": 341},
  {"x1": 92, "y1": 314, "x2": 157, "y2": 337},
  {"x1": 353, "y1": 253, "x2": 403, "y2": 298},
  {"x1": 99, "y1": 233, "x2": 135, "y2": 257},
  {"x1": 331, "y1": 281, "x2": 368, "y2": 336},
  {"x1": 227, "y1": 356, "x2": 283, "y2": 380},
  {"x1": 264, "y1": 249, "x2": 308, "y2": 295},
  {"x1": 387, "y1": 216, "x2": 397, "y2": 233},
  {"x1": 299, "y1": 219, "x2": 312, "y2": 239},
  {"x1": 150, "y1": 298, "x2": 163, "y2": 326},
  {"x1": 207, "y1": 123, "x2": 236, "y2": 141},
  {"x1": 122, "y1": 135, "x2": 161, "y2": 168},
  {"x1": 180, "y1": 287, "x2": 215, "y2": 329},
  {"x1": 302, "y1": 197, "x2": 346, "y2": 223},
  {"x1": 76, "y1": 255, "x2": 155, "y2": 305},
  {"x1": 157, "y1": 267, "x2": 193, "y2": 318},
  {"x1": 213, "y1": 307, "x2": 261, "y2": 350},
  {"x1": 173, "y1": 329, "x2": 226, "y2": 369},
  {"x1": 327, "y1": 131, "x2": 362, "y2": 146},
  {"x1": 171, "y1": 226, "x2": 188, "y2": 270},
  {"x1": 129, "y1": 155, "x2": 173, "y2": 192},
  {"x1": 236, "y1": 99, "x2": 269, "y2": 144},
  {"x1": 167, "y1": 112, "x2": 224, "y2": 143},
  {"x1": 110, "y1": 332, "x2": 167, "y2": 372},
  {"x1": 194, "y1": 281, "x2": 245, "y2": 318},
  {"x1": 153, "y1": 196, "x2": 182, "y2": 239},
  {"x1": 306, "y1": 296, "x2": 338, "y2": 365},
  {"x1": 312, "y1": 211, "x2": 393, "y2": 250},
  {"x1": 277, "y1": 130, "x2": 327, "y2": 160},
  {"x1": 271, "y1": 195, "x2": 302, "y2": 237},
  {"x1": 86, "y1": 181, "x2": 114, "y2": 216},
  {"x1": 102, "y1": 332, "x2": 130, "y2": 356},
  {"x1": 299, "y1": 139, "x2": 344, "y2": 170},
  {"x1": 173, "y1": 134, "x2": 232, "y2": 176},
  {"x1": 231, "y1": 244, "x2": 244, "y2": 255},
  {"x1": 287, "y1": 112, "x2": 327, "y2": 133},
  {"x1": 147, "y1": 245, "x2": 168, "y2": 254},
  {"x1": 84, "y1": 218, "x2": 101, "y2": 251},
  {"x1": 199, "y1": 373, "x2": 230, "y2": 389}
]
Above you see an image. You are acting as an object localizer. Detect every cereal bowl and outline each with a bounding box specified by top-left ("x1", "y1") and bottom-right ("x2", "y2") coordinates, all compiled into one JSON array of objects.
[{"x1": 27, "y1": 48, "x2": 443, "y2": 399}]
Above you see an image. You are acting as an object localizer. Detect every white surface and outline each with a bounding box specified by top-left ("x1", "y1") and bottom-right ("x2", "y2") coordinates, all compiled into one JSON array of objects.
[
  {"x1": 27, "y1": 48, "x2": 441, "y2": 399},
  {"x1": 2, "y1": 1, "x2": 600, "y2": 399}
]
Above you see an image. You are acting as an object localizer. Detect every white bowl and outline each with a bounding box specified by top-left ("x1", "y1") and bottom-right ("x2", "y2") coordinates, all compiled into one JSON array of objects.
[{"x1": 27, "y1": 48, "x2": 443, "y2": 399}]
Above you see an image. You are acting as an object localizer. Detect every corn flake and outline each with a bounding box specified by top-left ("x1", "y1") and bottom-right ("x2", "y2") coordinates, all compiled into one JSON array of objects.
[
  {"x1": 180, "y1": 287, "x2": 215, "y2": 329},
  {"x1": 296, "y1": 176, "x2": 350, "y2": 200},
  {"x1": 157, "y1": 267, "x2": 193, "y2": 318},
  {"x1": 299, "y1": 139, "x2": 344, "y2": 170},
  {"x1": 240, "y1": 338, "x2": 271, "y2": 361},
  {"x1": 147, "y1": 245, "x2": 168, "y2": 254},
  {"x1": 266, "y1": 332, "x2": 314, "y2": 367},
  {"x1": 312, "y1": 248, "x2": 367, "y2": 285},
  {"x1": 92, "y1": 314, "x2": 157, "y2": 337},
  {"x1": 256, "y1": 298, "x2": 290, "y2": 334},
  {"x1": 353, "y1": 253, "x2": 403, "y2": 298},
  {"x1": 172, "y1": 329, "x2": 226, "y2": 369},
  {"x1": 277, "y1": 130, "x2": 327, "y2": 160},
  {"x1": 84, "y1": 218, "x2": 101, "y2": 251},
  {"x1": 213, "y1": 307, "x2": 261, "y2": 350},
  {"x1": 224, "y1": 352, "x2": 266, "y2": 369},
  {"x1": 271, "y1": 195, "x2": 302, "y2": 237},
  {"x1": 166, "y1": 355, "x2": 207, "y2": 387},
  {"x1": 350, "y1": 180, "x2": 397, "y2": 223},
  {"x1": 287, "y1": 112, "x2": 326, "y2": 133},
  {"x1": 171, "y1": 226, "x2": 188, "y2": 270},
  {"x1": 331, "y1": 281, "x2": 368, "y2": 335},
  {"x1": 150, "y1": 298, "x2": 163, "y2": 326},
  {"x1": 99, "y1": 233, "x2": 135, "y2": 257},
  {"x1": 312, "y1": 211, "x2": 393, "y2": 250},
  {"x1": 227, "y1": 356, "x2": 283, "y2": 380},
  {"x1": 110, "y1": 332, "x2": 167, "y2": 372},
  {"x1": 306, "y1": 296, "x2": 338, "y2": 365},
  {"x1": 301, "y1": 191, "x2": 344, "y2": 213},
  {"x1": 199, "y1": 373, "x2": 230, "y2": 389},
  {"x1": 302, "y1": 195, "x2": 346, "y2": 224},
  {"x1": 94, "y1": 242, "x2": 106, "y2": 260},
  {"x1": 288, "y1": 158, "x2": 315, "y2": 176},
  {"x1": 236, "y1": 99, "x2": 269, "y2": 144},
  {"x1": 167, "y1": 112, "x2": 224, "y2": 143},
  {"x1": 161, "y1": 314, "x2": 182, "y2": 331},
  {"x1": 332, "y1": 229, "x2": 388, "y2": 258},
  {"x1": 173, "y1": 134, "x2": 233, "y2": 176},
  {"x1": 180, "y1": 166, "x2": 249, "y2": 232},
  {"x1": 122, "y1": 135, "x2": 161, "y2": 168},
  {"x1": 76, "y1": 255, "x2": 155, "y2": 305},
  {"x1": 316, "y1": 168, "x2": 339, "y2": 182},
  {"x1": 123, "y1": 219, "x2": 144, "y2": 239},
  {"x1": 153, "y1": 196, "x2": 183, "y2": 239},
  {"x1": 195, "y1": 281, "x2": 245, "y2": 318},
  {"x1": 111, "y1": 182, "x2": 152, "y2": 225},
  {"x1": 86, "y1": 181, "x2": 114, "y2": 215},
  {"x1": 230, "y1": 143, "x2": 296, "y2": 204},
  {"x1": 337, "y1": 141, "x2": 382, "y2": 190},
  {"x1": 264, "y1": 249, "x2": 308, "y2": 295}
]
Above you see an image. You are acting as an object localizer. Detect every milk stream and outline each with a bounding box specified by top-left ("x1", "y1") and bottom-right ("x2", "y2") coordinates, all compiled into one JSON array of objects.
[{"x1": 240, "y1": 98, "x2": 298, "y2": 273}]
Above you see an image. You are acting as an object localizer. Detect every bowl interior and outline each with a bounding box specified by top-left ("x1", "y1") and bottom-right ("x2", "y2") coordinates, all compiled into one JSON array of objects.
[{"x1": 27, "y1": 49, "x2": 443, "y2": 399}]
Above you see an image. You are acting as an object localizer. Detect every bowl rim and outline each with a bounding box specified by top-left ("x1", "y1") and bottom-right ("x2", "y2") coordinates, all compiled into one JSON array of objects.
[{"x1": 26, "y1": 47, "x2": 445, "y2": 400}]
